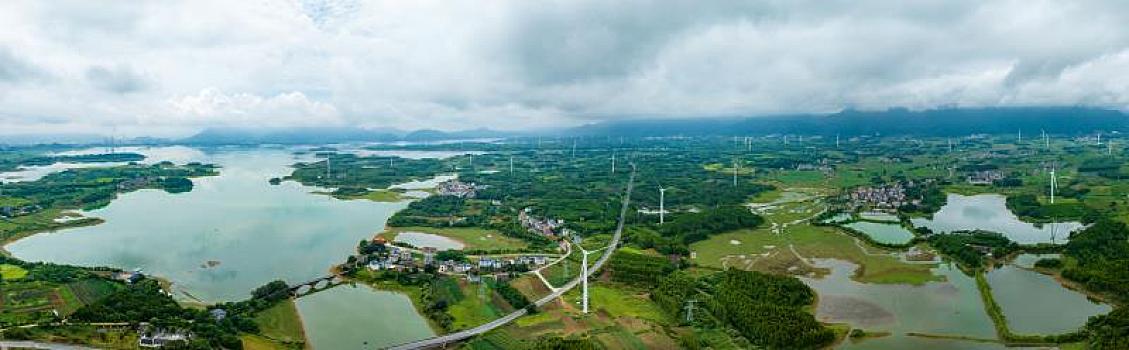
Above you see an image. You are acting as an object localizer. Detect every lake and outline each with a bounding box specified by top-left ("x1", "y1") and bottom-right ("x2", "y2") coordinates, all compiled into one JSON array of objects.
[
  {"x1": 802, "y1": 259, "x2": 1002, "y2": 349},
  {"x1": 843, "y1": 222, "x2": 915, "y2": 245},
  {"x1": 987, "y1": 258, "x2": 1110, "y2": 334},
  {"x1": 5, "y1": 147, "x2": 419, "y2": 302},
  {"x1": 911, "y1": 194, "x2": 1084, "y2": 244},
  {"x1": 295, "y1": 284, "x2": 435, "y2": 349}
]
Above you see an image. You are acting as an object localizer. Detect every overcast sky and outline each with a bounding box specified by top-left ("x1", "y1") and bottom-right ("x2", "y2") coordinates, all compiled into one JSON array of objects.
[{"x1": 2, "y1": 0, "x2": 1128, "y2": 137}]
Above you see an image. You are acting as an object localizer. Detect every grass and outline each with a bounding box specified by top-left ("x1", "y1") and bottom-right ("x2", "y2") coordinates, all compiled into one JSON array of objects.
[
  {"x1": 690, "y1": 225, "x2": 940, "y2": 285},
  {"x1": 254, "y1": 299, "x2": 305, "y2": 344},
  {"x1": 0, "y1": 263, "x2": 28, "y2": 280},
  {"x1": 241, "y1": 334, "x2": 300, "y2": 350},
  {"x1": 337, "y1": 189, "x2": 406, "y2": 202},
  {"x1": 381, "y1": 226, "x2": 529, "y2": 251},
  {"x1": 446, "y1": 279, "x2": 508, "y2": 330},
  {"x1": 561, "y1": 284, "x2": 669, "y2": 324}
]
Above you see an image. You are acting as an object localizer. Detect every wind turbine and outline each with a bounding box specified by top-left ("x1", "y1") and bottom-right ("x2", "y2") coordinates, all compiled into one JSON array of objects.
[
  {"x1": 659, "y1": 186, "x2": 667, "y2": 225},
  {"x1": 611, "y1": 152, "x2": 616, "y2": 174},
  {"x1": 580, "y1": 244, "x2": 590, "y2": 314},
  {"x1": 509, "y1": 156, "x2": 514, "y2": 175},
  {"x1": 733, "y1": 158, "x2": 739, "y2": 187},
  {"x1": 1049, "y1": 163, "x2": 1058, "y2": 204}
]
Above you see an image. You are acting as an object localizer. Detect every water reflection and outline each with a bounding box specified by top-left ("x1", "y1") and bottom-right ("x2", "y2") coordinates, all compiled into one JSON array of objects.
[
  {"x1": 6, "y1": 147, "x2": 420, "y2": 302},
  {"x1": 802, "y1": 259, "x2": 1000, "y2": 349},
  {"x1": 295, "y1": 284, "x2": 435, "y2": 349},
  {"x1": 911, "y1": 194, "x2": 1083, "y2": 244}
]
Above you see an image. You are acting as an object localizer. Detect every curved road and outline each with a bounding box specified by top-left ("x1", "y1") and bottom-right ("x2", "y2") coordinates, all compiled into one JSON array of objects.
[{"x1": 388, "y1": 165, "x2": 636, "y2": 350}]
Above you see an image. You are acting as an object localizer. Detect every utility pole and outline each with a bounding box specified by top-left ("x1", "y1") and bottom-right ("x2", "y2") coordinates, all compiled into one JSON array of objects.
[{"x1": 684, "y1": 299, "x2": 697, "y2": 323}]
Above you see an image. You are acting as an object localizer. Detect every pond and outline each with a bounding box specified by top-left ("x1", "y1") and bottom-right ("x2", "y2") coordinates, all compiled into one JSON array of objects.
[
  {"x1": 393, "y1": 231, "x2": 465, "y2": 251},
  {"x1": 987, "y1": 259, "x2": 1110, "y2": 334},
  {"x1": 911, "y1": 194, "x2": 1084, "y2": 244},
  {"x1": 5, "y1": 147, "x2": 419, "y2": 302},
  {"x1": 295, "y1": 284, "x2": 435, "y2": 349},
  {"x1": 843, "y1": 222, "x2": 916, "y2": 245},
  {"x1": 859, "y1": 212, "x2": 899, "y2": 222},
  {"x1": 802, "y1": 259, "x2": 1002, "y2": 349}
]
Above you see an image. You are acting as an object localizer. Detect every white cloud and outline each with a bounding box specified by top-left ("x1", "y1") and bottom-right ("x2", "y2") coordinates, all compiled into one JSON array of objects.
[
  {"x1": 166, "y1": 89, "x2": 341, "y2": 126},
  {"x1": 0, "y1": 0, "x2": 1128, "y2": 136}
]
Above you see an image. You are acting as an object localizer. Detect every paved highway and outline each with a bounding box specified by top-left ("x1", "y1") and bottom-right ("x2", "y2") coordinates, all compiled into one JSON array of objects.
[{"x1": 388, "y1": 165, "x2": 636, "y2": 350}]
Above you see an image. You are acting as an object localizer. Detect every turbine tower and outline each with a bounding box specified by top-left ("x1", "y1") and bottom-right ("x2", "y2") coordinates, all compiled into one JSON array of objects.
[
  {"x1": 611, "y1": 152, "x2": 616, "y2": 174},
  {"x1": 581, "y1": 246, "x2": 590, "y2": 314},
  {"x1": 1050, "y1": 164, "x2": 1058, "y2": 204},
  {"x1": 659, "y1": 186, "x2": 667, "y2": 225},
  {"x1": 733, "y1": 158, "x2": 739, "y2": 187}
]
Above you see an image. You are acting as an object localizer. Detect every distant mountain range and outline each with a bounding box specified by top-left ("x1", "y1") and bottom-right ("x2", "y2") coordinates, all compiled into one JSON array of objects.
[
  {"x1": 176, "y1": 107, "x2": 1127, "y2": 145},
  {"x1": 569, "y1": 107, "x2": 1129, "y2": 137},
  {"x1": 3, "y1": 107, "x2": 1125, "y2": 146},
  {"x1": 177, "y1": 127, "x2": 515, "y2": 145}
]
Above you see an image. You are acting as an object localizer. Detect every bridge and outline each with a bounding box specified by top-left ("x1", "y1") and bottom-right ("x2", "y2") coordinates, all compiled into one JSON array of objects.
[
  {"x1": 388, "y1": 164, "x2": 636, "y2": 350},
  {"x1": 289, "y1": 275, "x2": 342, "y2": 297}
]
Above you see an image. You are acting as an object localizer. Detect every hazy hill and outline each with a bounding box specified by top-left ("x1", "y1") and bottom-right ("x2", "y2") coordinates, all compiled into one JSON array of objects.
[{"x1": 570, "y1": 107, "x2": 1129, "y2": 137}]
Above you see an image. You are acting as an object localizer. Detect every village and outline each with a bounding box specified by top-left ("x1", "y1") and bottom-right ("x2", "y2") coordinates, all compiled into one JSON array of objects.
[{"x1": 359, "y1": 236, "x2": 556, "y2": 277}]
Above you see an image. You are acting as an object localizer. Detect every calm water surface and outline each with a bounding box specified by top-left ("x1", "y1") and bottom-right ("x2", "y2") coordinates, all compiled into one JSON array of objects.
[
  {"x1": 802, "y1": 259, "x2": 1001, "y2": 349},
  {"x1": 295, "y1": 284, "x2": 435, "y2": 349},
  {"x1": 843, "y1": 222, "x2": 915, "y2": 245},
  {"x1": 987, "y1": 260, "x2": 1110, "y2": 334},
  {"x1": 5, "y1": 147, "x2": 415, "y2": 302},
  {"x1": 911, "y1": 194, "x2": 1083, "y2": 244}
]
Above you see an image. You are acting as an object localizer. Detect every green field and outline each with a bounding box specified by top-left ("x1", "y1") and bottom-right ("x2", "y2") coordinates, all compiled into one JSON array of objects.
[
  {"x1": 254, "y1": 299, "x2": 306, "y2": 344},
  {"x1": 0, "y1": 264, "x2": 28, "y2": 280},
  {"x1": 334, "y1": 189, "x2": 406, "y2": 202},
  {"x1": 446, "y1": 279, "x2": 511, "y2": 330},
  {"x1": 690, "y1": 225, "x2": 939, "y2": 285},
  {"x1": 382, "y1": 226, "x2": 529, "y2": 251}
]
